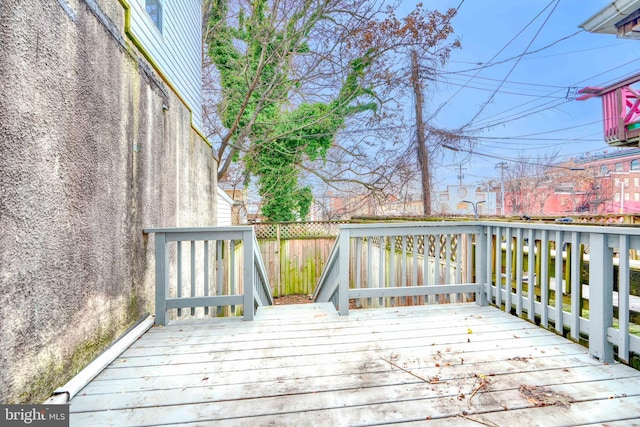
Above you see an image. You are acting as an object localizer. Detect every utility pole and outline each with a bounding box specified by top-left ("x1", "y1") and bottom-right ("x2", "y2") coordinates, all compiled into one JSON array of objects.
[
  {"x1": 496, "y1": 162, "x2": 508, "y2": 216},
  {"x1": 457, "y1": 164, "x2": 466, "y2": 186},
  {"x1": 411, "y1": 50, "x2": 431, "y2": 216}
]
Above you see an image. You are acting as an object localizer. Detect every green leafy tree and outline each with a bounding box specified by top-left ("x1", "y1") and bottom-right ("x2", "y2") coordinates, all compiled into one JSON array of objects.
[{"x1": 204, "y1": 0, "x2": 460, "y2": 221}]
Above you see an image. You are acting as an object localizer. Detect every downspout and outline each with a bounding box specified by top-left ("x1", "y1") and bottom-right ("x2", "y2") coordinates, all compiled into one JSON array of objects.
[{"x1": 43, "y1": 315, "x2": 154, "y2": 404}]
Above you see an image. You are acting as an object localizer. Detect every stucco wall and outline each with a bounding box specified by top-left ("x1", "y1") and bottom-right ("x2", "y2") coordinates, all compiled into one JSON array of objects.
[{"x1": 0, "y1": 0, "x2": 216, "y2": 403}]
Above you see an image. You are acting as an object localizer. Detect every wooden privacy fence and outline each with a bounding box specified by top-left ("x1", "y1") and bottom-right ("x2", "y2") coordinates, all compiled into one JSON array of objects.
[
  {"x1": 254, "y1": 221, "x2": 347, "y2": 296},
  {"x1": 145, "y1": 227, "x2": 272, "y2": 324}
]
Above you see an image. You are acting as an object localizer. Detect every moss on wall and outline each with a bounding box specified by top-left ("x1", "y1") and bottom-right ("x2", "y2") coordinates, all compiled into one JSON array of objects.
[
  {"x1": 0, "y1": 0, "x2": 215, "y2": 403},
  {"x1": 16, "y1": 321, "x2": 125, "y2": 404}
]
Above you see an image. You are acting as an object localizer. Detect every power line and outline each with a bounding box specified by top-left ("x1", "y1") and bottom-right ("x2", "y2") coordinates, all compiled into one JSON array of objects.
[
  {"x1": 482, "y1": 121, "x2": 601, "y2": 138},
  {"x1": 435, "y1": 78, "x2": 567, "y2": 98},
  {"x1": 466, "y1": 0, "x2": 560, "y2": 127},
  {"x1": 445, "y1": 145, "x2": 589, "y2": 171},
  {"x1": 439, "y1": 30, "x2": 583, "y2": 76},
  {"x1": 427, "y1": 0, "x2": 556, "y2": 121},
  {"x1": 463, "y1": 57, "x2": 640, "y2": 131},
  {"x1": 449, "y1": 73, "x2": 569, "y2": 89}
]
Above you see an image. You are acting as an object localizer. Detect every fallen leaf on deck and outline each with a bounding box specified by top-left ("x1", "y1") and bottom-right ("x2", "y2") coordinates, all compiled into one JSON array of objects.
[{"x1": 519, "y1": 384, "x2": 571, "y2": 407}]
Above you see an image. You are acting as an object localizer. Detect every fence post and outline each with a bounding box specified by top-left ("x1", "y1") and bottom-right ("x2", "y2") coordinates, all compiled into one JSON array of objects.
[
  {"x1": 154, "y1": 232, "x2": 168, "y2": 325},
  {"x1": 243, "y1": 229, "x2": 255, "y2": 321},
  {"x1": 588, "y1": 233, "x2": 614, "y2": 362},
  {"x1": 338, "y1": 228, "x2": 351, "y2": 315}
]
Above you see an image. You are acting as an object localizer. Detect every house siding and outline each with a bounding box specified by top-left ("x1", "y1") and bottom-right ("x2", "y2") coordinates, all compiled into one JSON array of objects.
[{"x1": 129, "y1": 0, "x2": 203, "y2": 130}]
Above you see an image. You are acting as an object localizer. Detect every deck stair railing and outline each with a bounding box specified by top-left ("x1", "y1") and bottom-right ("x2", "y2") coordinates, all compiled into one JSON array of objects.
[
  {"x1": 145, "y1": 227, "x2": 272, "y2": 324},
  {"x1": 315, "y1": 221, "x2": 640, "y2": 365},
  {"x1": 314, "y1": 222, "x2": 488, "y2": 315}
]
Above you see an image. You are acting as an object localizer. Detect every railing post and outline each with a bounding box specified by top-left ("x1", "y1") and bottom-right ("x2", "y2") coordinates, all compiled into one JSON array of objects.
[
  {"x1": 476, "y1": 227, "x2": 488, "y2": 306},
  {"x1": 243, "y1": 229, "x2": 255, "y2": 321},
  {"x1": 588, "y1": 233, "x2": 614, "y2": 362},
  {"x1": 154, "y1": 232, "x2": 169, "y2": 325},
  {"x1": 338, "y1": 228, "x2": 351, "y2": 315}
]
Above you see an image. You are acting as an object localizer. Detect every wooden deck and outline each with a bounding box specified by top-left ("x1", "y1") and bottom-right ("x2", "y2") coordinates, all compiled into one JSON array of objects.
[{"x1": 69, "y1": 303, "x2": 640, "y2": 426}]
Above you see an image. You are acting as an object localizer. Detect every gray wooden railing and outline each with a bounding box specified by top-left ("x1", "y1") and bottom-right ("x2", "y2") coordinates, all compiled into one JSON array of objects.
[
  {"x1": 145, "y1": 227, "x2": 272, "y2": 324},
  {"x1": 313, "y1": 222, "x2": 488, "y2": 315},
  {"x1": 484, "y1": 222, "x2": 640, "y2": 364},
  {"x1": 314, "y1": 221, "x2": 640, "y2": 365}
]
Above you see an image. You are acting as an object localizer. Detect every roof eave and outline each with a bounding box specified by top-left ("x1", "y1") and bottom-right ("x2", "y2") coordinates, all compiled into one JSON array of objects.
[{"x1": 579, "y1": 0, "x2": 640, "y2": 34}]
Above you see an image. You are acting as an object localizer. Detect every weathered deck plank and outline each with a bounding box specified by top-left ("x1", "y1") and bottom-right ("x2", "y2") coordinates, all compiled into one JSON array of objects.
[{"x1": 69, "y1": 303, "x2": 640, "y2": 426}]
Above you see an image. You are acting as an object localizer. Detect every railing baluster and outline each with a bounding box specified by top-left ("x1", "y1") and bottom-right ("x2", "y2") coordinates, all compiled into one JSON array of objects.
[
  {"x1": 445, "y1": 234, "x2": 452, "y2": 303},
  {"x1": 477, "y1": 226, "x2": 488, "y2": 307},
  {"x1": 380, "y1": 235, "x2": 385, "y2": 307},
  {"x1": 242, "y1": 230, "x2": 254, "y2": 321},
  {"x1": 401, "y1": 235, "x2": 407, "y2": 305},
  {"x1": 505, "y1": 227, "x2": 512, "y2": 313},
  {"x1": 456, "y1": 233, "x2": 462, "y2": 286},
  {"x1": 618, "y1": 234, "x2": 630, "y2": 363},
  {"x1": 527, "y1": 229, "x2": 535, "y2": 322},
  {"x1": 569, "y1": 232, "x2": 581, "y2": 340},
  {"x1": 495, "y1": 227, "x2": 502, "y2": 309},
  {"x1": 154, "y1": 232, "x2": 168, "y2": 325},
  {"x1": 204, "y1": 240, "x2": 209, "y2": 316},
  {"x1": 515, "y1": 228, "x2": 523, "y2": 316},
  {"x1": 435, "y1": 234, "x2": 441, "y2": 289},
  {"x1": 389, "y1": 236, "x2": 396, "y2": 305},
  {"x1": 411, "y1": 235, "x2": 418, "y2": 304},
  {"x1": 540, "y1": 229, "x2": 550, "y2": 328},
  {"x1": 554, "y1": 231, "x2": 564, "y2": 333},
  {"x1": 486, "y1": 226, "x2": 493, "y2": 305},
  {"x1": 230, "y1": 239, "x2": 236, "y2": 314},
  {"x1": 425, "y1": 234, "x2": 432, "y2": 304},
  {"x1": 177, "y1": 241, "x2": 182, "y2": 317},
  {"x1": 217, "y1": 240, "x2": 223, "y2": 317},
  {"x1": 191, "y1": 240, "x2": 196, "y2": 316},
  {"x1": 465, "y1": 233, "x2": 472, "y2": 302},
  {"x1": 367, "y1": 236, "x2": 373, "y2": 308},
  {"x1": 338, "y1": 228, "x2": 350, "y2": 316},
  {"x1": 589, "y1": 233, "x2": 614, "y2": 362},
  {"x1": 355, "y1": 237, "x2": 362, "y2": 308}
]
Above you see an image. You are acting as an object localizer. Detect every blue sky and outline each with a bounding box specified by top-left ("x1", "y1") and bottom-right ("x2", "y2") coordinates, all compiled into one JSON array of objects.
[{"x1": 398, "y1": 0, "x2": 640, "y2": 189}]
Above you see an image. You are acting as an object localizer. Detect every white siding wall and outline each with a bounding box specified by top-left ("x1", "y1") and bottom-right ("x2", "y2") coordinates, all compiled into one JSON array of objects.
[
  {"x1": 217, "y1": 187, "x2": 234, "y2": 226},
  {"x1": 129, "y1": 0, "x2": 202, "y2": 130}
]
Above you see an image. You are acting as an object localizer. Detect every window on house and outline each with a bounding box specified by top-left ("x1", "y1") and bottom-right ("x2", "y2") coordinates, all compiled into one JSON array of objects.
[
  {"x1": 616, "y1": 162, "x2": 623, "y2": 172},
  {"x1": 632, "y1": 159, "x2": 640, "y2": 171},
  {"x1": 600, "y1": 165, "x2": 608, "y2": 175},
  {"x1": 635, "y1": 178, "x2": 639, "y2": 187},
  {"x1": 635, "y1": 193, "x2": 639, "y2": 202},
  {"x1": 145, "y1": 0, "x2": 163, "y2": 32}
]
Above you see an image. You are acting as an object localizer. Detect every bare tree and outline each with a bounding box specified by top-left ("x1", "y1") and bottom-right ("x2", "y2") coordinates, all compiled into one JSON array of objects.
[
  {"x1": 202, "y1": 0, "x2": 462, "y2": 220},
  {"x1": 504, "y1": 151, "x2": 559, "y2": 215}
]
